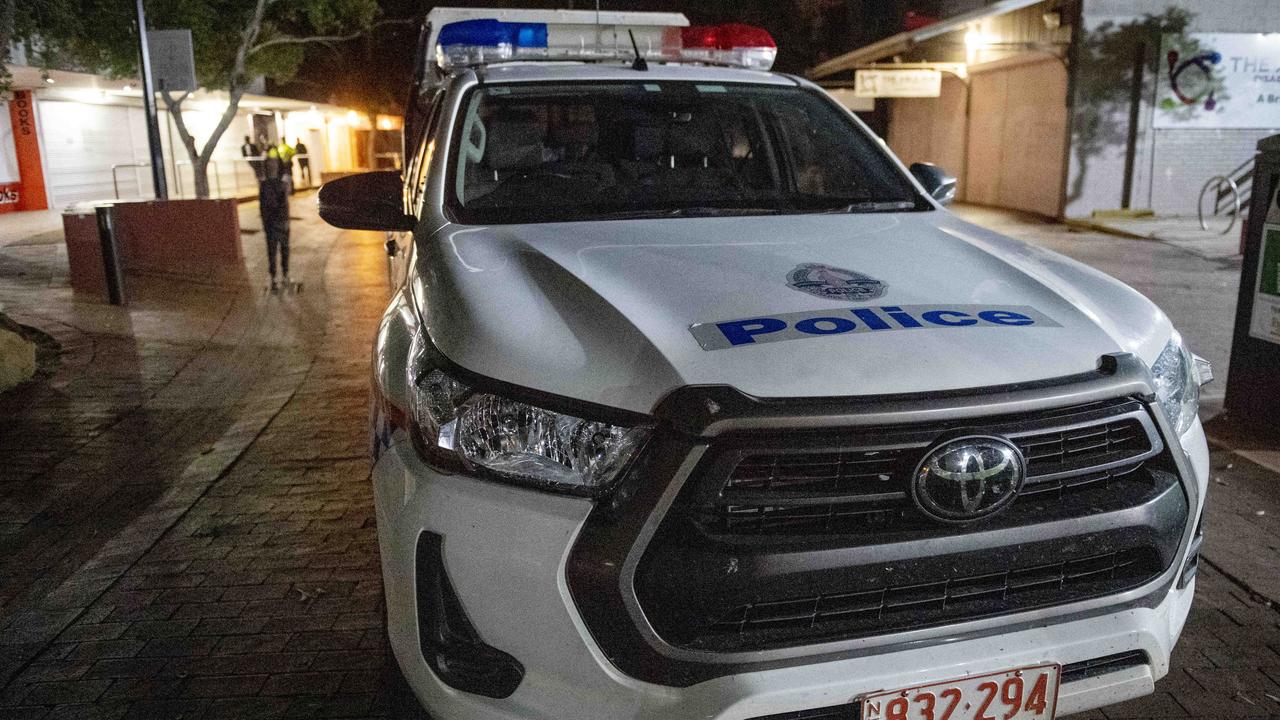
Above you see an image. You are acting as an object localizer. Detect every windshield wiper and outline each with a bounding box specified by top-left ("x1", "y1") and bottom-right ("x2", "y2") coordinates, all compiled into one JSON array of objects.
[
  {"x1": 816, "y1": 200, "x2": 918, "y2": 214},
  {"x1": 589, "y1": 206, "x2": 783, "y2": 220}
]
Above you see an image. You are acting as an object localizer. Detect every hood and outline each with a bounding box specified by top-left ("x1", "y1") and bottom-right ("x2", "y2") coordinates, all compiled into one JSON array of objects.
[{"x1": 416, "y1": 211, "x2": 1171, "y2": 416}]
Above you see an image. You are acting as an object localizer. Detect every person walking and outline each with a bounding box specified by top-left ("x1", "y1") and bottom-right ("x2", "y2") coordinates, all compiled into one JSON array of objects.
[
  {"x1": 241, "y1": 135, "x2": 263, "y2": 181},
  {"x1": 294, "y1": 138, "x2": 311, "y2": 188},
  {"x1": 259, "y1": 146, "x2": 290, "y2": 292}
]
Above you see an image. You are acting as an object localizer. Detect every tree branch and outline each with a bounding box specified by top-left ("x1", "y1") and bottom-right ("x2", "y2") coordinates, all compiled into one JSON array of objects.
[
  {"x1": 247, "y1": 31, "x2": 361, "y2": 56},
  {"x1": 246, "y1": 17, "x2": 419, "y2": 58},
  {"x1": 160, "y1": 89, "x2": 199, "y2": 167}
]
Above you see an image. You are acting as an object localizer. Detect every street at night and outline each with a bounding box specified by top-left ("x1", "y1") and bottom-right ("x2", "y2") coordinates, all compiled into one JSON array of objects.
[{"x1": 3, "y1": 2, "x2": 1280, "y2": 719}]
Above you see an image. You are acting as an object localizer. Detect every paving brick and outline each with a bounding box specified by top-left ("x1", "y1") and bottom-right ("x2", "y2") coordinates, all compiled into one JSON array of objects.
[
  {"x1": 218, "y1": 584, "x2": 291, "y2": 603},
  {"x1": 171, "y1": 602, "x2": 247, "y2": 620},
  {"x1": 62, "y1": 641, "x2": 146, "y2": 663},
  {"x1": 120, "y1": 620, "x2": 197, "y2": 640},
  {"x1": 98, "y1": 677, "x2": 185, "y2": 701},
  {"x1": 180, "y1": 673, "x2": 268, "y2": 698},
  {"x1": 259, "y1": 672, "x2": 344, "y2": 697},
  {"x1": 18, "y1": 680, "x2": 112, "y2": 705},
  {"x1": 210, "y1": 634, "x2": 290, "y2": 657},
  {"x1": 189, "y1": 617, "x2": 268, "y2": 637},
  {"x1": 283, "y1": 631, "x2": 364, "y2": 654},
  {"x1": 309, "y1": 652, "x2": 386, "y2": 673},
  {"x1": 55, "y1": 624, "x2": 130, "y2": 644},
  {"x1": 202, "y1": 696, "x2": 290, "y2": 720},
  {"x1": 135, "y1": 636, "x2": 219, "y2": 658},
  {"x1": 282, "y1": 694, "x2": 374, "y2": 719},
  {"x1": 120, "y1": 698, "x2": 210, "y2": 720},
  {"x1": 186, "y1": 653, "x2": 315, "y2": 677},
  {"x1": 44, "y1": 701, "x2": 132, "y2": 720}
]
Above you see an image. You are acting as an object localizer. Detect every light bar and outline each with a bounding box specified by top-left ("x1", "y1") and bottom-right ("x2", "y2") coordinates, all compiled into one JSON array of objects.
[{"x1": 434, "y1": 19, "x2": 776, "y2": 72}]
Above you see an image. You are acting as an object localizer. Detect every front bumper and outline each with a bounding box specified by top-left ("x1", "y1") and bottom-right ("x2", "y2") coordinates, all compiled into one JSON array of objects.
[{"x1": 372, "y1": 413, "x2": 1208, "y2": 720}]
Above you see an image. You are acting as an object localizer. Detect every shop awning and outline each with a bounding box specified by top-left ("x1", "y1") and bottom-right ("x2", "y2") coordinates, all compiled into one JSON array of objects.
[{"x1": 808, "y1": 0, "x2": 1045, "y2": 79}]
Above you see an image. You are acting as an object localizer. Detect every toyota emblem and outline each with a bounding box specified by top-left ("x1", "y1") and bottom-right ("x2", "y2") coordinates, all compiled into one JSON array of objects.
[{"x1": 912, "y1": 436, "x2": 1026, "y2": 523}]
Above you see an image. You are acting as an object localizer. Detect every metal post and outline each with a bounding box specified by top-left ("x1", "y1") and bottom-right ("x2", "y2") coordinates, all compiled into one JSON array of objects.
[
  {"x1": 95, "y1": 206, "x2": 127, "y2": 305},
  {"x1": 135, "y1": 0, "x2": 168, "y2": 200},
  {"x1": 1120, "y1": 41, "x2": 1145, "y2": 210}
]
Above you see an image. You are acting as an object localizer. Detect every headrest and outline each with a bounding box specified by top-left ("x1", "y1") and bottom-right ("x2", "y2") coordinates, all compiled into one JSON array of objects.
[
  {"x1": 632, "y1": 126, "x2": 664, "y2": 161},
  {"x1": 483, "y1": 109, "x2": 547, "y2": 171},
  {"x1": 668, "y1": 114, "x2": 719, "y2": 159}
]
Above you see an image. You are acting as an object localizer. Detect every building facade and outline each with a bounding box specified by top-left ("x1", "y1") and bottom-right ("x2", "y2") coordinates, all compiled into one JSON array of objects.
[
  {"x1": 0, "y1": 60, "x2": 383, "y2": 213},
  {"x1": 811, "y1": 0, "x2": 1280, "y2": 219}
]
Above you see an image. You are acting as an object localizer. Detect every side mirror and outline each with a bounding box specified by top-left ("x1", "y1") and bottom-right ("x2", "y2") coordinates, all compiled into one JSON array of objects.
[
  {"x1": 318, "y1": 171, "x2": 415, "y2": 231},
  {"x1": 909, "y1": 162, "x2": 957, "y2": 206}
]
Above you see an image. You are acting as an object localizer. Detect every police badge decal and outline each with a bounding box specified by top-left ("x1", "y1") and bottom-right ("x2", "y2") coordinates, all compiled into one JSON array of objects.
[{"x1": 786, "y1": 263, "x2": 887, "y2": 302}]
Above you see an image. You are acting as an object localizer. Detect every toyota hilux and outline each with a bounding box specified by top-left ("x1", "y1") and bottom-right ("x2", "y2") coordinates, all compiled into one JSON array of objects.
[{"x1": 318, "y1": 9, "x2": 1212, "y2": 720}]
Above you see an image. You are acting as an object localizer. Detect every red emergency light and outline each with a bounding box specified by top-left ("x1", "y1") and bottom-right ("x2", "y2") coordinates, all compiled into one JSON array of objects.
[{"x1": 677, "y1": 24, "x2": 777, "y2": 71}]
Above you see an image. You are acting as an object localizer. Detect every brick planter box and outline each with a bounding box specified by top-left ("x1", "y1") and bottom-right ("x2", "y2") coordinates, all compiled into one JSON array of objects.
[{"x1": 62, "y1": 199, "x2": 244, "y2": 301}]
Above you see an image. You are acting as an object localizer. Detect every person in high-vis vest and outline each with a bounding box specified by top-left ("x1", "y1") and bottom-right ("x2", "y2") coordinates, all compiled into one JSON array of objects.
[{"x1": 275, "y1": 140, "x2": 296, "y2": 194}]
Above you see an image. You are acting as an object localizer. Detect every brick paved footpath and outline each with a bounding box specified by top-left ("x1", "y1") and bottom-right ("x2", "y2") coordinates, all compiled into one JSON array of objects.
[{"x1": 0, "y1": 202, "x2": 1277, "y2": 719}]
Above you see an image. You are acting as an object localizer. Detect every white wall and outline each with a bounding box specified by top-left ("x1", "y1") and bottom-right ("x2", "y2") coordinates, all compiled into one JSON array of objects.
[{"x1": 36, "y1": 95, "x2": 266, "y2": 207}]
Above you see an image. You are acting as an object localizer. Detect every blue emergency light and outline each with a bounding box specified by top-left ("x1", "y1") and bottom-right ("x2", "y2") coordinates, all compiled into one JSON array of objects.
[
  {"x1": 436, "y1": 19, "x2": 549, "y2": 69},
  {"x1": 437, "y1": 19, "x2": 548, "y2": 51}
]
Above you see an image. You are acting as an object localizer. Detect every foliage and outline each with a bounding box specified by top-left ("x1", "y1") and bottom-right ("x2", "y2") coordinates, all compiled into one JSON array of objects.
[{"x1": 1068, "y1": 8, "x2": 1193, "y2": 203}]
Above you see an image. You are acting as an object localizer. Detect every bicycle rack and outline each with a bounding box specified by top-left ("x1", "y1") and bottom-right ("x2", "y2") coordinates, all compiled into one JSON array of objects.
[
  {"x1": 1198, "y1": 174, "x2": 1242, "y2": 235},
  {"x1": 110, "y1": 162, "x2": 152, "y2": 199}
]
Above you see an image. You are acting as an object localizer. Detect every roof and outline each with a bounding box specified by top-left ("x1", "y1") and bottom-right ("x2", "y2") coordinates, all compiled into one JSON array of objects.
[
  {"x1": 808, "y1": 0, "x2": 1046, "y2": 79},
  {"x1": 7, "y1": 63, "x2": 353, "y2": 114},
  {"x1": 474, "y1": 62, "x2": 796, "y2": 86}
]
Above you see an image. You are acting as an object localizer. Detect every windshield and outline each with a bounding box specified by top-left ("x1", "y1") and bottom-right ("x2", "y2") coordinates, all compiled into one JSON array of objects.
[{"x1": 447, "y1": 81, "x2": 924, "y2": 224}]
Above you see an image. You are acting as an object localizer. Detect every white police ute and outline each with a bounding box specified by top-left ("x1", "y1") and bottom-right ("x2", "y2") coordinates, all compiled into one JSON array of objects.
[{"x1": 318, "y1": 8, "x2": 1212, "y2": 720}]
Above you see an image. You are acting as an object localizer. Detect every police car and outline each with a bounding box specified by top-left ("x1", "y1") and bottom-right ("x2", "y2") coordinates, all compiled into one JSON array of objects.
[{"x1": 318, "y1": 8, "x2": 1212, "y2": 719}]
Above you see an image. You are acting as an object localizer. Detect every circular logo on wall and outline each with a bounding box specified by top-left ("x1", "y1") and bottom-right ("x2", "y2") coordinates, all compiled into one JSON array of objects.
[
  {"x1": 911, "y1": 436, "x2": 1025, "y2": 523},
  {"x1": 786, "y1": 263, "x2": 887, "y2": 302}
]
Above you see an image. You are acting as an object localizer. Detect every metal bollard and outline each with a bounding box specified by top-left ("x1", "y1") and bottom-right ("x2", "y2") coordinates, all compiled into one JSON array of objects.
[{"x1": 95, "y1": 205, "x2": 127, "y2": 305}]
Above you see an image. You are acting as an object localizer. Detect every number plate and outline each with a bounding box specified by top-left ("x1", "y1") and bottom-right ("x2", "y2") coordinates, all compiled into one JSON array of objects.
[{"x1": 860, "y1": 664, "x2": 1060, "y2": 720}]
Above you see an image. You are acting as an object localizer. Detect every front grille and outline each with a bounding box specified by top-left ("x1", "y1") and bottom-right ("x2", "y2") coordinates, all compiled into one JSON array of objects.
[
  {"x1": 744, "y1": 652, "x2": 1149, "y2": 720},
  {"x1": 634, "y1": 396, "x2": 1187, "y2": 655},
  {"x1": 702, "y1": 548, "x2": 1159, "y2": 650},
  {"x1": 698, "y1": 401, "x2": 1158, "y2": 537}
]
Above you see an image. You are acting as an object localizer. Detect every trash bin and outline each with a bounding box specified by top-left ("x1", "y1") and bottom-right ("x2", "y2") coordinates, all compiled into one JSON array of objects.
[{"x1": 1224, "y1": 133, "x2": 1280, "y2": 424}]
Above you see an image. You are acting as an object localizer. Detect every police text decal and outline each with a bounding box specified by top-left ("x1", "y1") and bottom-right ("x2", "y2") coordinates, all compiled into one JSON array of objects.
[{"x1": 689, "y1": 305, "x2": 1061, "y2": 351}]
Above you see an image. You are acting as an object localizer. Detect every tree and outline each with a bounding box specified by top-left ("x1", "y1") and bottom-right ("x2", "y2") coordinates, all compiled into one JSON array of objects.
[
  {"x1": 1067, "y1": 8, "x2": 1192, "y2": 204},
  {"x1": 12, "y1": 0, "x2": 379, "y2": 198}
]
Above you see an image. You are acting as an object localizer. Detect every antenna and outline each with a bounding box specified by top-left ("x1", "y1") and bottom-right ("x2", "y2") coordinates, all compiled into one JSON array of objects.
[{"x1": 628, "y1": 29, "x2": 648, "y2": 71}]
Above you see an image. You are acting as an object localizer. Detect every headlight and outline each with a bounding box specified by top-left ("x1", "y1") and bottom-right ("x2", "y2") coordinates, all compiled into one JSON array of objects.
[
  {"x1": 1151, "y1": 334, "x2": 1199, "y2": 436},
  {"x1": 405, "y1": 338, "x2": 650, "y2": 495}
]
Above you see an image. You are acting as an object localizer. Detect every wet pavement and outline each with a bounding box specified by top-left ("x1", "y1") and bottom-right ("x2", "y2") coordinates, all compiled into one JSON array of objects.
[{"x1": 0, "y1": 201, "x2": 1276, "y2": 719}]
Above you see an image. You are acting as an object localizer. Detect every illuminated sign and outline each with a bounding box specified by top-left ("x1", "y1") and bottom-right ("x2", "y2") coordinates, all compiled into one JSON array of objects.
[
  {"x1": 1157, "y1": 33, "x2": 1280, "y2": 129},
  {"x1": 854, "y1": 69, "x2": 942, "y2": 98},
  {"x1": 0, "y1": 91, "x2": 49, "y2": 214}
]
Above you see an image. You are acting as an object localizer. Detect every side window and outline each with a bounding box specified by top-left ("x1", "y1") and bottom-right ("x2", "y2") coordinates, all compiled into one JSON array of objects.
[{"x1": 410, "y1": 91, "x2": 446, "y2": 218}]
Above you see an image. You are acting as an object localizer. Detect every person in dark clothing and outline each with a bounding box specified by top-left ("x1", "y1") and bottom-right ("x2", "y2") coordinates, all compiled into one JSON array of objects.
[
  {"x1": 294, "y1": 138, "x2": 311, "y2": 188},
  {"x1": 241, "y1": 135, "x2": 263, "y2": 181},
  {"x1": 259, "y1": 149, "x2": 290, "y2": 291}
]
